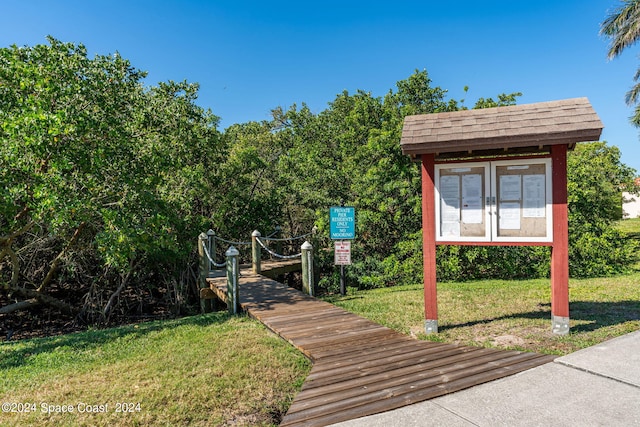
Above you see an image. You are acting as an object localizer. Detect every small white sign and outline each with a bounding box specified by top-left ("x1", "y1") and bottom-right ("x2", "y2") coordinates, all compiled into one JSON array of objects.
[
  {"x1": 499, "y1": 202, "x2": 521, "y2": 230},
  {"x1": 334, "y1": 241, "x2": 352, "y2": 265}
]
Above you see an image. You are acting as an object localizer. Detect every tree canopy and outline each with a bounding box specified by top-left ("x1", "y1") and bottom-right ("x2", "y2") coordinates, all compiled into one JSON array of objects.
[
  {"x1": 1, "y1": 38, "x2": 637, "y2": 326},
  {"x1": 0, "y1": 37, "x2": 222, "y2": 320}
]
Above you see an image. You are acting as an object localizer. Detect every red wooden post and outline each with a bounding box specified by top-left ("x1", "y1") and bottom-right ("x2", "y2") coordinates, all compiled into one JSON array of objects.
[
  {"x1": 551, "y1": 144, "x2": 570, "y2": 334},
  {"x1": 421, "y1": 154, "x2": 438, "y2": 334}
]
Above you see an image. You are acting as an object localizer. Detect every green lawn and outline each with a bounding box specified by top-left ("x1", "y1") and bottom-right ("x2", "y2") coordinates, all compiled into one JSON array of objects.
[
  {"x1": 0, "y1": 313, "x2": 311, "y2": 426},
  {"x1": 616, "y1": 217, "x2": 640, "y2": 237},
  {"x1": 321, "y1": 216, "x2": 640, "y2": 356},
  {"x1": 325, "y1": 273, "x2": 640, "y2": 356},
  {"x1": 2, "y1": 219, "x2": 638, "y2": 425}
]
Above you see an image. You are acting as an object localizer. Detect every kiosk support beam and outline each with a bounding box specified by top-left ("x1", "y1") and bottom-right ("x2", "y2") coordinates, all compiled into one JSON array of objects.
[
  {"x1": 421, "y1": 154, "x2": 438, "y2": 334},
  {"x1": 551, "y1": 144, "x2": 570, "y2": 335}
]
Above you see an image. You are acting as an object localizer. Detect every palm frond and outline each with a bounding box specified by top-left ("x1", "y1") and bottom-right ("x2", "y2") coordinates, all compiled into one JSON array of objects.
[
  {"x1": 625, "y1": 81, "x2": 640, "y2": 105},
  {"x1": 601, "y1": 0, "x2": 640, "y2": 59}
]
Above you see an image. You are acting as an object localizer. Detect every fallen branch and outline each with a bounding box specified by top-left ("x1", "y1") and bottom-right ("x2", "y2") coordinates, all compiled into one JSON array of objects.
[
  {"x1": 9, "y1": 286, "x2": 75, "y2": 315},
  {"x1": 0, "y1": 298, "x2": 39, "y2": 314}
]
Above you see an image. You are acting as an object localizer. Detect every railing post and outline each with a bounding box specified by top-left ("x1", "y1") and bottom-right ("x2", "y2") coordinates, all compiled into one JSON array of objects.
[
  {"x1": 198, "y1": 232, "x2": 212, "y2": 313},
  {"x1": 301, "y1": 241, "x2": 314, "y2": 296},
  {"x1": 207, "y1": 229, "x2": 216, "y2": 271},
  {"x1": 251, "y1": 230, "x2": 261, "y2": 274},
  {"x1": 226, "y1": 246, "x2": 240, "y2": 315}
]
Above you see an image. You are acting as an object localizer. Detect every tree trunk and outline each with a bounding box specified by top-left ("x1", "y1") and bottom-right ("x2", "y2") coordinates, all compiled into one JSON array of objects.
[{"x1": 1, "y1": 222, "x2": 86, "y2": 317}]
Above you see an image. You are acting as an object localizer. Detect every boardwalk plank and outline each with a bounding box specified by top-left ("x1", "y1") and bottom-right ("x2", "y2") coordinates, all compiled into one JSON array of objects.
[
  {"x1": 302, "y1": 345, "x2": 488, "y2": 390},
  {"x1": 301, "y1": 328, "x2": 399, "y2": 354},
  {"x1": 279, "y1": 319, "x2": 390, "y2": 347},
  {"x1": 271, "y1": 316, "x2": 379, "y2": 339},
  {"x1": 282, "y1": 352, "x2": 549, "y2": 426},
  {"x1": 307, "y1": 335, "x2": 415, "y2": 361},
  {"x1": 259, "y1": 307, "x2": 350, "y2": 326},
  {"x1": 207, "y1": 266, "x2": 554, "y2": 427},
  {"x1": 306, "y1": 341, "x2": 448, "y2": 374},
  {"x1": 289, "y1": 348, "x2": 509, "y2": 409}
]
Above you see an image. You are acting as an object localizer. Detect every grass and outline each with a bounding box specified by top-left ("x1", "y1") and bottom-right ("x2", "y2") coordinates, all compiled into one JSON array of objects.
[
  {"x1": 325, "y1": 218, "x2": 640, "y2": 356},
  {"x1": 616, "y1": 217, "x2": 640, "y2": 238},
  {"x1": 1, "y1": 219, "x2": 637, "y2": 425},
  {"x1": 0, "y1": 313, "x2": 311, "y2": 426},
  {"x1": 325, "y1": 273, "x2": 640, "y2": 355},
  {"x1": 616, "y1": 217, "x2": 640, "y2": 268}
]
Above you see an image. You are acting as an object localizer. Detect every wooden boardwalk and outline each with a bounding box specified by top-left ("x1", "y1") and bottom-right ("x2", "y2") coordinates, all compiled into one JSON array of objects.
[{"x1": 207, "y1": 263, "x2": 555, "y2": 427}]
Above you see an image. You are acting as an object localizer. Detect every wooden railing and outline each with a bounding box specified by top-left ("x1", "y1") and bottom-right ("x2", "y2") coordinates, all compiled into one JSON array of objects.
[{"x1": 197, "y1": 228, "x2": 315, "y2": 313}]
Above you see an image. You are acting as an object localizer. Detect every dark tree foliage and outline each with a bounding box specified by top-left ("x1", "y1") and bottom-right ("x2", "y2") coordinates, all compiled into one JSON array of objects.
[
  {"x1": 2, "y1": 38, "x2": 637, "y2": 325},
  {"x1": 0, "y1": 38, "x2": 222, "y2": 321}
]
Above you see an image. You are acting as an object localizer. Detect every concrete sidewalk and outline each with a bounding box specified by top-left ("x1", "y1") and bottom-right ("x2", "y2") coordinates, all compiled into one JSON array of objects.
[{"x1": 329, "y1": 330, "x2": 640, "y2": 426}]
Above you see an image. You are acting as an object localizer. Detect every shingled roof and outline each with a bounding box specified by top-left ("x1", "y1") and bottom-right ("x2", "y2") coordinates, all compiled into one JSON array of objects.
[{"x1": 400, "y1": 97, "x2": 603, "y2": 159}]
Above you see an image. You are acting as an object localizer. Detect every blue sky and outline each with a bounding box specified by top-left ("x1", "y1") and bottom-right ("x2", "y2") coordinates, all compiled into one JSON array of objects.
[{"x1": 2, "y1": 1, "x2": 640, "y2": 173}]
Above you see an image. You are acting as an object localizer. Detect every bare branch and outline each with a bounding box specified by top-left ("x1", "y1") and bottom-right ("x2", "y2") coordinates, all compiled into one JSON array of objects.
[
  {"x1": 36, "y1": 222, "x2": 87, "y2": 293},
  {"x1": 102, "y1": 257, "x2": 139, "y2": 320},
  {"x1": 0, "y1": 246, "x2": 20, "y2": 289},
  {"x1": 0, "y1": 220, "x2": 36, "y2": 244},
  {"x1": 7, "y1": 287, "x2": 74, "y2": 315},
  {"x1": 14, "y1": 205, "x2": 30, "y2": 221}
]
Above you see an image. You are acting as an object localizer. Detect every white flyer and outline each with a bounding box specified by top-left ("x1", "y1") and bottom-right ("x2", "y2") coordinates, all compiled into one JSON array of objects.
[
  {"x1": 461, "y1": 174, "x2": 483, "y2": 224},
  {"x1": 499, "y1": 201, "x2": 521, "y2": 230},
  {"x1": 500, "y1": 175, "x2": 522, "y2": 201},
  {"x1": 523, "y1": 174, "x2": 546, "y2": 217}
]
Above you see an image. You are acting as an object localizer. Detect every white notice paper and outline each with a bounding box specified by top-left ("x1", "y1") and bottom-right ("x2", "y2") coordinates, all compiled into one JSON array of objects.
[
  {"x1": 500, "y1": 175, "x2": 522, "y2": 201},
  {"x1": 439, "y1": 175, "x2": 460, "y2": 237},
  {"x1": 499, "y1": 202, "x2": 521, "y2": 230},
  {"x1": 440, "y1": 175, "x2": 460, "y2": 222},
  {"x1": 462, "y1": 174, "x2": 483, "y2": 224},
  {"x1": 441, "y1": 221, "x2": 461, "y2": 237},
  {"x1": 523, "y1": 174, "x2": 546, "y2": 218}
]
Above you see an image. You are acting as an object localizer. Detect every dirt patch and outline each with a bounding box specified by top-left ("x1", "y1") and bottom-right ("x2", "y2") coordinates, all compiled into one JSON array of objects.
[
  {"x1": 409, "y1": 325, "x2": 424, "y2": 339},
  {"x1": 491, "y1": 334, "x2": 526, "y2": 348}
]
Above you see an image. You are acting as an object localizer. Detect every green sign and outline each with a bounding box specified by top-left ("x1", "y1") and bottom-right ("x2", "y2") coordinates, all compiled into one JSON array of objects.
[{"x1": 330, "y1": 206, "x2": 355, "y2": 239}]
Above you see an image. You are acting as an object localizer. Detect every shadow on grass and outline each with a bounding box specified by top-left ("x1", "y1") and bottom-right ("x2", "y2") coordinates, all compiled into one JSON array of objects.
[
  {"x1": 569, "y1": 300, "x2": 640, "y2": 332},
  {"x1": 438, "y1": 300, "x2": 640, "y2": 333},
  {"x1": 0, "y1": 312, "x2": 232, "y2": 371}
]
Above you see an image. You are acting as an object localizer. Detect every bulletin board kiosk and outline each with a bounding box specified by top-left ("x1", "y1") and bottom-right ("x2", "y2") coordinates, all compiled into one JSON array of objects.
[{"x1": 400, "y1": 98, "x2": 603, "y2": 335}]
